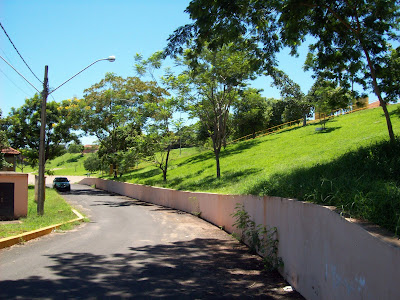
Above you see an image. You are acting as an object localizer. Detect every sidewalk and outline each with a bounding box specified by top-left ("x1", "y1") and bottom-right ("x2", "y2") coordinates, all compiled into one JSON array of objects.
[{"x1": 27, "y1": 174, "x2": 88, "y2": 185}]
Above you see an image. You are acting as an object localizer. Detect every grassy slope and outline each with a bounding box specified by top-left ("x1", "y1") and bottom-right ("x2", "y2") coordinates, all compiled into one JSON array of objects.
[
  {"x1": 118, "y1": 105, "x2": 400, "y2": 234},
  {"x1": 23, "y1": 153, "x2": 89, "y2": 176}
]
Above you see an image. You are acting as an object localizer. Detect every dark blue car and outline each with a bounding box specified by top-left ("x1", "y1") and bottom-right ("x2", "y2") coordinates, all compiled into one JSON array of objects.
[{"x1": 52, "y1": 177, "x2": 71, "y2": 192}]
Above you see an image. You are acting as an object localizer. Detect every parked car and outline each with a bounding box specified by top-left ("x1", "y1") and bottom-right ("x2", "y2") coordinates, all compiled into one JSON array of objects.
[{"x1": 52, "y1": 177, "x2": 71, "y2": 192}]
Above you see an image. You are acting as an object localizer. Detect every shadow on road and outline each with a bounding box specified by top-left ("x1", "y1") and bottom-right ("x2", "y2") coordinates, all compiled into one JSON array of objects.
[{"x1": 0, "y1": 238, "x2": 303, "y2": 299}]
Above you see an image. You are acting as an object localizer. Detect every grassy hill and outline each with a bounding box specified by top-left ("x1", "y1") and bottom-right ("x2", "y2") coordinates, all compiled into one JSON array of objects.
[
  {"x1": 116, "y1": 104, "x2": 400, "y2": 235},
  {"x1": 23, "y1": 153, "x2": 89, "y2": 176}
]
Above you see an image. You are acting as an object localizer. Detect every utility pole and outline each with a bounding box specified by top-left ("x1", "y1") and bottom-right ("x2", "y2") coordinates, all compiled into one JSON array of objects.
[{"x1": 37, "y1": 65, "x2": 48, "y2": 215}]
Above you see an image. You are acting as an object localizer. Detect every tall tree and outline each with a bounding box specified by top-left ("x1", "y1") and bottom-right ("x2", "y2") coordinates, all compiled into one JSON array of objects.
[
  {"x1": 166, "y1": 0, "x2": 400, "y2": 142},
  {"x1": 135, "y1": 52, "x2": 183, "y2": 182},
  {"x1": 376, "y1": 46, "x2": 400, "y2": 103},
  {"x1": 79, "y1": 73, "x2": 166, "y2": 177},
  {"x1": 0, "y1": 109, "x2": 11, "y2": 169},
  {"x1": 233, "y1": 88, "x2": 272, "y2": 139},
  {"x1": 5, "y1": 94, "x2": 78, "y2": 169},
  {"x1": 167, "y1": 43, "x2": 255, "y2": 178},
  {"x1": 287, "y1": 0, "x2": 400, "y2": 142},
  {"x1": 270, "y1": 69, "x2": 312, "y2": 125}
]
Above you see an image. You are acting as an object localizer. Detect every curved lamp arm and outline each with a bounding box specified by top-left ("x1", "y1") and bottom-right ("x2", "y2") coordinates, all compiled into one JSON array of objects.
[{"x1": 49, "y1": 56, "x2": 115, "y2": 95}]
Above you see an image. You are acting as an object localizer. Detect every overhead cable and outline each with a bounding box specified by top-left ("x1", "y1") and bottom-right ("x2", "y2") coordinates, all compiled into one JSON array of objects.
[
  {"x1": 0, "y1": 54, "x2": 40, "y2": 93},
  {"x1": 0, "y1": 21, "x2": 42, "y2": 84},
  {"x1": 0, "y1": 66, "x2": 33, "y2": 96}
]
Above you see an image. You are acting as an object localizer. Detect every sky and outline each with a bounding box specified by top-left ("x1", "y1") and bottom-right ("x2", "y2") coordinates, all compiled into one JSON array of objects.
[{"x1": 0, "y1": 0, "x2": 373, "y2": 144}]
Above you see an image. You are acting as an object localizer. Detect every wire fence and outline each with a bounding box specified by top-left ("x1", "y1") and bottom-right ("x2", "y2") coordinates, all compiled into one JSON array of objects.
[{"x1": 226, "y1": 105, "x2": 370, "y2": 146}]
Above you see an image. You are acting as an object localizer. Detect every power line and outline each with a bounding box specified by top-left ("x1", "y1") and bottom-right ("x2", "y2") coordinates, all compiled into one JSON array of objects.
[
  {"x1": 0, "y1": 66, "x2": 34, "y2": 97},
  {"x1": 0, "y1": 54, "x2": 40, "y2": 93},
  {"x1": 0, "y1": 21, "x2": 42, "y2": 84}
]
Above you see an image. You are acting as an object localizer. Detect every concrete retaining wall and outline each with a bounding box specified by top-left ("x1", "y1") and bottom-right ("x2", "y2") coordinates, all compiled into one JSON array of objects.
[{"x1": 80, "y1": 178, "x2": 400, "y2": 300}]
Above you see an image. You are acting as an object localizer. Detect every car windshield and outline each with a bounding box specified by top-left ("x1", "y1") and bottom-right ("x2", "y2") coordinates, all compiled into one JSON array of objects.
[{"x1": 54, "y1": 177, "x2": 69, "y2": 182}]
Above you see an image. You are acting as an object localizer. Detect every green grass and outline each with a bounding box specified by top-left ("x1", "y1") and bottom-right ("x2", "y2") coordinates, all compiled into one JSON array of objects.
[
  {"x1": 113, "y1": 104, "x2": 400, "y2": 234},
  {"x1": 0, "y1": 186, "x2": 80, "y2": 239},
  {"x1": 47, "y1": 153, "x2": 89, "y2": 175},
  {"x1": 22, "y1": 153, "x2": 91, "y2": 176}
]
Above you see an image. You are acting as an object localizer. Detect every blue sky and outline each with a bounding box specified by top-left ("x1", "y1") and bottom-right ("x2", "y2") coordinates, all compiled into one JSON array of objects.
[{"x1": 0, "y1": 0, "x2": 372, "y2": 144}]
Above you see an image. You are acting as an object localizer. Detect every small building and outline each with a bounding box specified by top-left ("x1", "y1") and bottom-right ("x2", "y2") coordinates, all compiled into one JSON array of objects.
[
  {"x1": 1, "y1": 147, "x2": 20, "y2": 172},
  {"x1": 82, "y1": 144, "x2": 99, "y2": 154}
]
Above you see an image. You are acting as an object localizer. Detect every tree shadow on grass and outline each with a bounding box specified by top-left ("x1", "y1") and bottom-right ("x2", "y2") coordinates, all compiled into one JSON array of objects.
[
  {"x1": 313, "y1": 126, "x2": 341, "y2": 134},
  {"x1": 0, "y1": 239, "x2": 303, "y2": 299},
  {"x1": 176, "y1": 168, "x2": 263, "y2": 192},
  {"x1": 123, "y1": 167, "x2": 162, "y2": 182},
  {"x1": 220, "y1": 138, "x2": 264, "y2": 158},
  {"x1": 389, "y1": 106, "x2": 400, "y2": 118}
]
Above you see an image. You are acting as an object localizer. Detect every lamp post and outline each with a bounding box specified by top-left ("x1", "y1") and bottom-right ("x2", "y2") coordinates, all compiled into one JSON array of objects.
[{"x1": 37, "y1": 56, "x2": 115, "y2": 215}]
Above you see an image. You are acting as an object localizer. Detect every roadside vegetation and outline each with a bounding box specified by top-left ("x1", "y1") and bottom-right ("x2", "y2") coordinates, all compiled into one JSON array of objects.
[
  {"x1": 23, "y1": 153, "x2": 88, "y2": 176},
  {"x1": 111, "y1": 105, "x2": 400, "y2": 235},
  {"x1": 2, "y1": 0, "x2": 399, "y2": 234},
  {"x1": 0, "y1": 186, "x2": 81, "y2": 239}
]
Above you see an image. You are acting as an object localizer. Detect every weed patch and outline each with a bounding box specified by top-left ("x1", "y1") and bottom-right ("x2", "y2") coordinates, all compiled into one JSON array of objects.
[{"x1": 232, "y1": 204, "x2": 283, "y2": 270}]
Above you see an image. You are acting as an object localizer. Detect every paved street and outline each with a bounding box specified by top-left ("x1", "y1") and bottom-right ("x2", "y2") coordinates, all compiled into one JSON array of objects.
[{"x1": 0, "y1": 184, "x2": 303, "y2": 299}]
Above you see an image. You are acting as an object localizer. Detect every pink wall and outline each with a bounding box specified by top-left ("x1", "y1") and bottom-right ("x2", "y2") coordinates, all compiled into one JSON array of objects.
[
  {"x1": 0, "y1": 172, "x2": 28, "y2": 218},
  {"x1": 80, "y1": 178, "x2": 400, "y2": 300}
]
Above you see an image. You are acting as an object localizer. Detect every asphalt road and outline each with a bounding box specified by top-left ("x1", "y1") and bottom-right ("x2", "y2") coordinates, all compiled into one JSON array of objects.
[{"x1": 0, "y1": 184, "x2": 304, "y2": 299}]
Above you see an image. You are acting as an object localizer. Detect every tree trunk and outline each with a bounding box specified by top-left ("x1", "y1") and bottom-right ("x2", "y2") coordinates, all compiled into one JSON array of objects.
[
  {"x1": 215, "y1": 150, "x2": 221, "y2": 179},
  {"x1": 163, "y1": 145, "x2": 171, "y2": 182},
  {"x1": 362, "y1": 46, "x2": 395, "y2": 143},
  {"x1": 113, "y1": 163, "x2": 117, "y2": 178}
]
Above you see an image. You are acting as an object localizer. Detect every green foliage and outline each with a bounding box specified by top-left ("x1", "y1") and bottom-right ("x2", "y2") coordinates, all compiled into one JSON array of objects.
[
  {"x1": 68, "y1": 142, "x2": 84, "y2": 153},
  {"x1": 79, "y1": 72, "x2": 167, "y2": 177},
  {"x1": 233, "y1": 88, "x2": 272, "y2": 139},
  {"x1": 172, "y1": 43, "x2": 257, "y2": 178},
  {"x1": 83, "y1": 153, "x2": 103, "y2": 173},
  {"x1": 135, "y1": 52, "x2": 184, "y2": 182},
  {"x1": 0, "y1": 109, "x2": 11, "y2": 169},
  {"x1": 377, "y1": 46, "x2": 400, "y2": 103},
  {"x1": 40, "y1": 152, "x2": 91, "y2": 176},
  {"x1": 168, "y1": 0, "x2": 399, "y2": 141},
  {"x1": 232, "y1": 203, "x2": 283, "y2": 270},
  {"x1": 5, "y1": 94, "x2": 79, "y2": 167},
  {"x1": 119, "y1": 104, "x2": 400, "y2": 233}
]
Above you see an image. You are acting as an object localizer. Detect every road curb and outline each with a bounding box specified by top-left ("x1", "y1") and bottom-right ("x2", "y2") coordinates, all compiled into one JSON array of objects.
[{"x1": 0, "y1": 209, "x2": 84, "y2": 250}]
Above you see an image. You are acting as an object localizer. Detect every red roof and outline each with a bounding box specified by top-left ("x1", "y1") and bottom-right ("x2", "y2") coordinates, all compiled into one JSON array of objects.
[
  {"x1": 368, "y1": 101, "x2": 381, "y2": 109},
  {"x1": 1, "y1": 147, "x2": 20, "y2": 155}
]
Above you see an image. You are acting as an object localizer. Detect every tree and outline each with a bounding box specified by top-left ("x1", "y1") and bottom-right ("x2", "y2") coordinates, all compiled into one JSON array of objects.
[
  {"x1": 79, "y1": 73, "x2": 165, "y2": 178},
  {"x1": 270, "y1": 69, "x2": 313, "y2": 126},
  {"x1": 5, "y1": 94, "x2": 79, "y2": 169},
  {"x1": 308, "y1": 78, "x2": 353, "y2": 128},
  {"x1": 167, "y1": 0, "x2": 400, "y2": 143},
  {"x1": 0, "y1": 109, "x2": 11, "y2": 169},
  {"x1": 233, "y1": 88, "x2": 272, "y2": 139},
  {"x1": 376, "y1": 46, "x2": 400, "y2": 103},
  {"x1": 83, "y1": 153, "x2": 103, "y2": 173},
  {"x1": 169, "y1": 43, "x2": 255, "y2": 178},
  {"x1": 68, "y1": 142, "x2": 84, "y2": 153},
  {"x1": 135, "y1": 52, "x2": 182, "y2": 182},
  {"x1": 278, "y1": 0, "x2": 399, "y2": 142}
]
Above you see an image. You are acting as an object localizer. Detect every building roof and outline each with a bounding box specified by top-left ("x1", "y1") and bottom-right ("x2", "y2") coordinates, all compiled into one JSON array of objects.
[{"x1": 1, "y1": 147, "x2": 20, "y2": 155}]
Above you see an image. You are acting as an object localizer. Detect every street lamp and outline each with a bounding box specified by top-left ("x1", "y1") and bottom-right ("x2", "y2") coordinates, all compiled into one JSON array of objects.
[{"x1": 37, "y1": 56, "x2": 115, "y2": 215}]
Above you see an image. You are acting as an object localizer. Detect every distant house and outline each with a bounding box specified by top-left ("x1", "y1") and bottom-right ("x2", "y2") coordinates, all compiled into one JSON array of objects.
[
  {"x1": 368, "y1": 100, "x2": 381, "y2": 109},
  {"x1": 1, "y1": 147, "x2": 20, "y2": 171},
  {"x1": 82, "y1": 144, "x2": 99, "y2": 154}
]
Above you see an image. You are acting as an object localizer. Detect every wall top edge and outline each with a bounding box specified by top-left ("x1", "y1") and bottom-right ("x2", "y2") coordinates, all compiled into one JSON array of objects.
[{"x1": 0, "y1": 172, "x2": 28, "y2": 176}]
